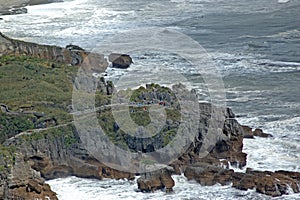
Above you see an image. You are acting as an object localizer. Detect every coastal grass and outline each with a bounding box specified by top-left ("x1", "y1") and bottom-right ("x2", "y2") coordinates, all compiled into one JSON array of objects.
[
  {"x1": 0, "y1": 54, "x2": 182, "y2": 154},
  {"x1": 0, "y1": 55, "x2": 77, "y2": 110},
  {"x1": 20, "y1": 124, "x2": 77, "y2": 148},
  {"x1": 0, "y1": 144, "x2": 16, "y2": 172},
  {"x1": 0, "y1": 55, "x2": 78, "y2": 143},
  {"x1": 0, "y1": 112, "x2": 35, "y2": 143}
]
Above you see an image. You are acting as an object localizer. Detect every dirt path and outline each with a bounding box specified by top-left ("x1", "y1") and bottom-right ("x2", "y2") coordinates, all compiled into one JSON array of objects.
[{"x1": 7, "y1": 122, "x2": 73, "y2": 141}]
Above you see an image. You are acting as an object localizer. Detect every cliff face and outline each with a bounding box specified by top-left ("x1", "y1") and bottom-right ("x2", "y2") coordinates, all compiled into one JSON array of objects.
[
  {"x1": 0, "y1": 32, "x2": 108, "y2": 72},
  {"x1": 0, "y1": 32, "x2": 79, "y2": 65},
  {"x1": 1, "y1": 124, "x2": 134, "y2": 199}
]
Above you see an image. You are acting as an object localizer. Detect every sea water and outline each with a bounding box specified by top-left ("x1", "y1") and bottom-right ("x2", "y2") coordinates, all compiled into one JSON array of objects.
[{"x1": 0, "y1": 0, "x2": 299, "y2": 199}]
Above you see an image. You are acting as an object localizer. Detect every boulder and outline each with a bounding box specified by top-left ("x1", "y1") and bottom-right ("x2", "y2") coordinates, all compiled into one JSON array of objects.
[
  {"x1": 184, "y1": 163, "x2": 234, "y2": 186},
  {"x1": 137, "y1": 168, "x2": 175, "y2": 193},
  {"x1": 109, "y1": 53, "x2": 133, "y2": 69},
  {"x1": 253, "y1": 128, "x2": 273, "y2": 138}
]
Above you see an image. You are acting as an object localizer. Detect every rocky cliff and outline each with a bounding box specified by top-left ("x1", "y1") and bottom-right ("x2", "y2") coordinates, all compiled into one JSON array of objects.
[
  {"x1": 0, "y1": 32, "x2": 108, "y2": 72},
  {"x1": 0, "y1": 33, "x2": 300, "y2": 199}
]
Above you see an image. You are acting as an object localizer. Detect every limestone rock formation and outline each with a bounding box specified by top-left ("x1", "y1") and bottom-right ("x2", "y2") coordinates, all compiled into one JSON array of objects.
[
  {"x1": 184, "y1": 165, "x2": 300, "y2": 197},
  {"x1": 0, "y1": 154, "x2": 58, "y2": 200},
  {"x1": 0, "y1": 32, "x2": 108, "y2": 71},
  {"x1": 137, "y1": 168, "x2": 175, "y2": 193},
  {"x1": 233, "y1": 169, "x2": 300, "y2": 197},
  {"x1": 184, "y1": 163, "x2": 234, "y2": 186}
]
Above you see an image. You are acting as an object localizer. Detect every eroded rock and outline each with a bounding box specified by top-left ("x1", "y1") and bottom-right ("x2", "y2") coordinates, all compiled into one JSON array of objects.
[
  {"x1": 233, "y1": 169, "x2": 300, "y2": 197},
  {"x1": 109, "y1": 53, "x2": 133, "y2": 69},
  {"x1": 242, "y1": 126, "x2": 273, "y2": 138},
  {"x1": 137, "y1": 168, "x2": 175, "y2": 193}
]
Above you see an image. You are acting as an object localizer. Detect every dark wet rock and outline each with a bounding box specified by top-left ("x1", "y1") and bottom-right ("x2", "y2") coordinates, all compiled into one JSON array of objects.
[
  {"x1": 253, "y1": 128, "x2": 273, "y2": 138},
  {"x1": 137, "y1": 168, "x2": 175, "y2": 193},
  {"x1": 27, "y1": 0, "x2": 63, "y2": 6},
  {"x1": 171, "y1": 104, "x2": 247, "y2": 174},
  {"x1": 242, "y1": 126, "x2": 273, "y2": 138},
  {"x1": 242, "y1": 125, "x2": 254, "y2": 138},
  {"x1": 0, "y1": 0, "x2": 62, "y2": 16},
  {"x1": 184, "y1": 164, "x2": 300, "y2": 197},
  {"x1": 232, "y1": 168, "x2": 300, "y2": 197},
  {"x1": 109, "y1": 53, "x2": 133, "y2": 69},
  {"x1": 184, "y1": 163, "x2": 234, "y2": 186}
]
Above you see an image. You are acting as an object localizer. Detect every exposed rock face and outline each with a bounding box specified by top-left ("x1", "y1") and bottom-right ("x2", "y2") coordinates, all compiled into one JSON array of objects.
[
  {"x1": 0, "y1": 32, "x2": 108, "y2": 71},
  {"x1": 170, "y1": 103, "x2": 247, "y2": 174},
  {"x1": 1, "y1": 127, "x2": 134, "y2": 199},
  {"x1": 137, "y1": 168, "x2": 175, "y2": 193},
  {"x1": 109, "y1": 53, "x2": 133, "y2": 69},
  {"x1": 0, "y1": 154, "x2": 58, "y2": 200},
  {"x1": 14, "y1": 132, "x2": 134, "y2": 180}
]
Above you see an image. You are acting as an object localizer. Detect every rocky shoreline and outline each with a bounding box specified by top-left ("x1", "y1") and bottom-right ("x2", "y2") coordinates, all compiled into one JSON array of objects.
[
  {"x1": 0, "y1": 33, "x2": 300, "y2": 199},
  {"x1": 0, "y1": 0, "x2": 62, "y2": 16}
]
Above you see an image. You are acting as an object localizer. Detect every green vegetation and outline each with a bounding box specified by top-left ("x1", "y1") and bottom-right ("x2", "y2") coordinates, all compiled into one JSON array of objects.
[
  {"x1": 20, "y1": 124, "x2": 77, "y2": 148},
  {"x1": 0, "y1": 144, "x2": 16, "y2": 172},
  {"x1": 0, "y1": 113, "x2": 35, "y2": 143},
  {"x1": 0, "y1": 54, "x2": 182, "y2": 156},
  {"x1": 141, "y1": 159, "x2": 157, "y2": 165},
  {"x1": 97, "y1": 108, "x2": 127, "y2": 148},
  {"x1": 0, "y1": 55, "x2": 82, "y2": 146},
  {"x1": 129, "y1": 106, "x2": 151, "y2": 126},
  {"x1": 97, "y1": 84, "x2": 182, "y2": 151},
  {"x1": 0, "y1": 55, "x2": 77, "y2": 126}
]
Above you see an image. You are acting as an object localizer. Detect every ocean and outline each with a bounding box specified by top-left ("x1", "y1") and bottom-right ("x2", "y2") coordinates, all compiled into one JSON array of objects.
[{"x1": 0, "y1": 0, "x2": 299, "y2": 199}]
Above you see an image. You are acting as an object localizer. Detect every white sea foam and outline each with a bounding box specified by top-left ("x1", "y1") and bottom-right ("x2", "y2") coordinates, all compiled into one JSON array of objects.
[
  {"x1": 46, "y1": 175, "x2": 300, "y2": 200},
  {"x1": 278, "y1": 0, "x2": 290, "y2": 3}
]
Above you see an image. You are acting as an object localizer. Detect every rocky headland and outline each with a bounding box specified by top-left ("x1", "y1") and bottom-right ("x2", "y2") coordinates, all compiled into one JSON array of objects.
[
  {"x1": 0, "y1": 33, "x2": 300, "y2": 199},
  {"x1": 0, "y1": 0, "x2": 63, "y2": 16}
]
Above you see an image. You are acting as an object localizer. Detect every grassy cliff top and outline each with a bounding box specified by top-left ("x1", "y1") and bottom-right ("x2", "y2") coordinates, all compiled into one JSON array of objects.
[
  {"x1": 0, "y1": 54, "x2": 181, "y2": 152},
  {"x1": 0, "y1": 55, "x2": 77, "y2": 142}
]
